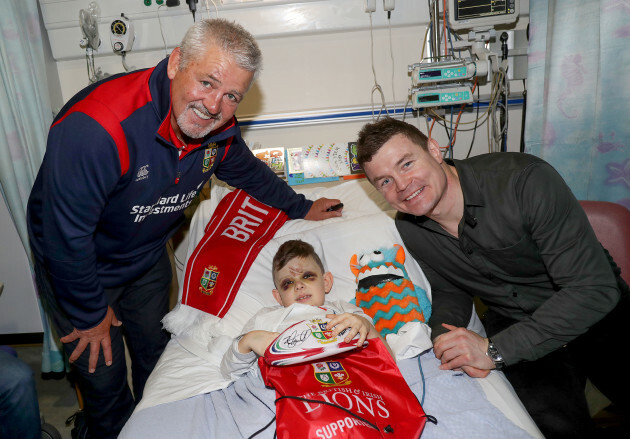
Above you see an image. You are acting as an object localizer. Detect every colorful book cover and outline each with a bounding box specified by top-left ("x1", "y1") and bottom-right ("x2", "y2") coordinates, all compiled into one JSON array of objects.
[
  {"x1": 254, "y1": 147, "x2": 286, "y2": 180},
  {"x1": 286, "y1": 146, "x2": 338, "y2": 186},
  {"x1": 328, "y1": 142, "x2": 351, "y2": 176},
  {"x1": 285, "y1": 143, "x2": 364, "y2": 185},
  {"x1": 347, "y1": 142, "x2": 364, "y2": 175}
]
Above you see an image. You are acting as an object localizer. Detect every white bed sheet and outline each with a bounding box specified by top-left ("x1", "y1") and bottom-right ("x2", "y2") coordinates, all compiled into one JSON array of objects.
[{"x1": 125, "y1": 179, "x2": 542, "y2": 438}]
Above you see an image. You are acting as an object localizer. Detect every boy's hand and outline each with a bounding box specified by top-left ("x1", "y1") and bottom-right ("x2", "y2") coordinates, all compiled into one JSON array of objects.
[
  {"x1": 238, "y1": 330, "x2": 280, "y2": 356},
  {"x1": 325, "y1": 313, "x2": 374, "y2": 347}
]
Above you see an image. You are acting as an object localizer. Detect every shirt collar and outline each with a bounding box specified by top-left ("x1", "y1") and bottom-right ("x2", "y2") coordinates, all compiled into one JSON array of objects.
[
  {"x1": 445, "y1": 158, "x2": 485, "y2": 209},
  {"x1": 447, "y1": 158, "x2": 483, "y2": 229}
]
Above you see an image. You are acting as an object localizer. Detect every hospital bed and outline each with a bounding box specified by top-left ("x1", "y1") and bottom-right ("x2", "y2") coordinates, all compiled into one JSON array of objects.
[{"x1": 119, "y1": 178, "x2": 543, "y2": 439}]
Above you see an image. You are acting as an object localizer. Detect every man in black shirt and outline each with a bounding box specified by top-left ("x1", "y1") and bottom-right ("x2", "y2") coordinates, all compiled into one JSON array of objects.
[{"x1": 356, "y1": 117, "x2": 629, "y2": 438}]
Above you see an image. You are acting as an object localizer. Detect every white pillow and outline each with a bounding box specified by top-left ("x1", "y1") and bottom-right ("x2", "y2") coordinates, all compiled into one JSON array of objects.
[{"x1": 163, "y1": 179, "x2": 431, "y2": 349}]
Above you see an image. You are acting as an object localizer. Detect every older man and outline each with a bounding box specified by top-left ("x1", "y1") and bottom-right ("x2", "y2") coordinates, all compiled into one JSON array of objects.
[
  {"x1": 27, "y1": 19, "x2": 340, "y2": 438},
  {"x1": 356, "y1": 117, "x2": 629, "y2": 438}
]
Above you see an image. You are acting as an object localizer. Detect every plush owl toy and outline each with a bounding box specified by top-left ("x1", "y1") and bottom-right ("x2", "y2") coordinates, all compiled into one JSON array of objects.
[{"x1": 350, "y1": 244, "x2": 432, "y2": 336}]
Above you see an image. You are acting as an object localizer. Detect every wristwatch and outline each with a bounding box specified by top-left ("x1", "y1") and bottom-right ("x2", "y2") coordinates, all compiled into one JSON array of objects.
[{"x1": 486, "y1": 339, "x2": 505, "y2": 370}]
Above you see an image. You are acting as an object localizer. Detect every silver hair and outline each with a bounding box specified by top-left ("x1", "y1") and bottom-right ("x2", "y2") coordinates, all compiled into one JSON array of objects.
[{"x1": 178, "y1": 18, "x2": 262, "y2": 81}]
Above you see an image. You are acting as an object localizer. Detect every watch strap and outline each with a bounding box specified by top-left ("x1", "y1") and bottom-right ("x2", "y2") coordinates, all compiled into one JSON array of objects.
[{"x1": 486, "y1": 338, "x2": 505, "y2": 370}]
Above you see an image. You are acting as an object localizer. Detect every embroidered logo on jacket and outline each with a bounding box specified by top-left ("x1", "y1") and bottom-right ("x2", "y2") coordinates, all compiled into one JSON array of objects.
[
  {"x1": 135, "y1": 164, "x2": 149, "y2": 182},
  {"x1": 199, "y1": 265, "x2": 219, "y2": 295},
  {"x1": 202, "y1": 144, "x2": 218, "y2": 173},
  {"x1": 313, "y1": 360, "x2": 351, "y2": 386}
]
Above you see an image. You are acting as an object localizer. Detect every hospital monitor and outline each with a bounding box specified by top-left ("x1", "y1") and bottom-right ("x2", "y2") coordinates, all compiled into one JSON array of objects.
[{"x1": 448, "y1": 0, "x2": 519, "y2": 31}]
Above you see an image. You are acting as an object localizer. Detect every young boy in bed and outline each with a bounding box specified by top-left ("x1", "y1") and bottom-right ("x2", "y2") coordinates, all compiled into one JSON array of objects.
[{"x1": 221, "y1": 240, "x2": 390, "y2": 378}]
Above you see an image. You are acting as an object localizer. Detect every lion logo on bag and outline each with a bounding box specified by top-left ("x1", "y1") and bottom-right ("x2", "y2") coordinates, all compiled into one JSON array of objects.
[
  {"x1": 350, "y1": 244, "x2": 431, "y2": 336},
  {"x1": 313, "y1": 361, "x2": 351, "y2": 386}
]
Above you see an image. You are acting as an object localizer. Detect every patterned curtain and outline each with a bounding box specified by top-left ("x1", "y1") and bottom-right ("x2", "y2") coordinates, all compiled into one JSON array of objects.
[
  {"x1": 0, "y1": 0, "x2": 65, "y2": 373},
  {"x1": 525, "y1": 0, "x2": 630, "y2": 208}
]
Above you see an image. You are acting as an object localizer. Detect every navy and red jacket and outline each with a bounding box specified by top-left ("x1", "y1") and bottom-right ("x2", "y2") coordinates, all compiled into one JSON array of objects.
[{"x1": 27, "y1": 57, "x2": 312, "y2": 330}]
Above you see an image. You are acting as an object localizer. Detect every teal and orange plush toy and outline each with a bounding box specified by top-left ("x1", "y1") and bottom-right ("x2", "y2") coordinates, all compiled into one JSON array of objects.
[{"x1": 350, "y1": 244, "x2": 431, "y2": 336}]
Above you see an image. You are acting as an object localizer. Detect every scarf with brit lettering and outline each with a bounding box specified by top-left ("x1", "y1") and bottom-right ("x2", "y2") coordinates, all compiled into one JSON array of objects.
[{"x1": 181, "y1": 189, "x2": 288, "y2": 317}]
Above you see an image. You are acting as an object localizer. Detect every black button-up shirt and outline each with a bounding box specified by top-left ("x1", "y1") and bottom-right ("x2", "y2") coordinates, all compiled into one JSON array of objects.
[{"x1": 396, "y1": 153, "x2": 620, "y2": 365}]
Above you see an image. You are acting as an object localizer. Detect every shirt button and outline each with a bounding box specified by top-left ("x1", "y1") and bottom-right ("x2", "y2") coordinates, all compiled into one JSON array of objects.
[
  {"x1": 467, "y1": 248, "x2": 473, "y2": 255},
  {"x1": 512, "y1": 291, "x2": 518, "y2": 297}
]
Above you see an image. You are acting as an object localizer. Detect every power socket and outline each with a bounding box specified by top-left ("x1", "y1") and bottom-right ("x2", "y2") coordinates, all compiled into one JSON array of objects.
[{"x1": 365, "y1": 0, "x2": 376, "y2": 13}]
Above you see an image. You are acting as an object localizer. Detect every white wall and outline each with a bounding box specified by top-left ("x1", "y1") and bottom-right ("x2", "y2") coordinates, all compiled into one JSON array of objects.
[
  {"x1": 0, "y1": 197, "x2": 43, "y2": 334},
  {"x1": 40, "y1": 0, "x2": 529, "y2": 158}
]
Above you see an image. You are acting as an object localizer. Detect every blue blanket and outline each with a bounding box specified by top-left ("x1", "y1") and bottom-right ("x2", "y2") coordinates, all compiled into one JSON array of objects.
[{"x1": 120, "y1": 351, "x2": 535, "y2": 439}]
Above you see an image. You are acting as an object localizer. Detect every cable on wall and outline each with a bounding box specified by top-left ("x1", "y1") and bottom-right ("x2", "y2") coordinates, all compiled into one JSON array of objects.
[
  {"x1": 157, "y1": 4, "x2": 170, "y2": 57},
  {"x1": 387, "y1": 13, "x2": 397, "y2": 118},
  {"x1": 368, "y1": 12, "x2": 389, "y2": 121}
]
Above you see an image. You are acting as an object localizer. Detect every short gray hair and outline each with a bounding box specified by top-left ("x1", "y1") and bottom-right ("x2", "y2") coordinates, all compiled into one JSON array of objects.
[{"x1": 178, "y1": 18, "x2": 262, "y2": 81}]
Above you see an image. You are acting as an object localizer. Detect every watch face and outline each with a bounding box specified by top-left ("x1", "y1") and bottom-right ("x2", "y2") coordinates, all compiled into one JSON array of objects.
[{"x1": 487, "y1": 341, "x2": 504, "y2": 369}]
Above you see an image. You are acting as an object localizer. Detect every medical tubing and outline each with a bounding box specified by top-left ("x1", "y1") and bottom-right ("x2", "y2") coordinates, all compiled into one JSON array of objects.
[
  {"x1": 466, "y1": 81, "x2": 481, "y2": 158},
  {"x1": 414, "y1": 355, "x2": 438, "y2": 426},
  {"x1": 417, "y1": 354, "x2": 427, "y2": 405},
  {"x1": 247, "y1": 416, "x2": 276, "y2": 439},
  {"x1": 442, "y1": 0, "x2": 448, "y2": 57}
]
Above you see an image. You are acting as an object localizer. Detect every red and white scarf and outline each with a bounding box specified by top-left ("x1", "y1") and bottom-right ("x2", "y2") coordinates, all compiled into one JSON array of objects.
[{"x1": 181, "y1": 189, "x2": 288, "y2": 317}]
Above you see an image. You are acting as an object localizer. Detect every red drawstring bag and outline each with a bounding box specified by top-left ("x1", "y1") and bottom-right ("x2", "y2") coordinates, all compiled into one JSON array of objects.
[{"x1": 258, "y1": 338, "x2": 429, "y2": 439}]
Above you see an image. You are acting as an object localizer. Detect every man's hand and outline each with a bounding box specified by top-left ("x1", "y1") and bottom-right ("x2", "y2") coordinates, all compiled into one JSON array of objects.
[
  {"x1": 432, "y1": 323, "x2": 494, "y2": 378},
  {"x1": 60, "y1": 306, "x2": 122, "y2": 373},
  {"x1": 304, "y1": 198, "x2": 343, "y2": 221},
  {"x1": 238, "y1": 330, "x2": 280, "y2": 356}
]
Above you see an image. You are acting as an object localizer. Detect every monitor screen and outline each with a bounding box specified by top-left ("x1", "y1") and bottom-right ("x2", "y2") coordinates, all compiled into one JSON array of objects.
[{"x1": 448, "y1": 0, "x2": 519, "y2": 30}]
